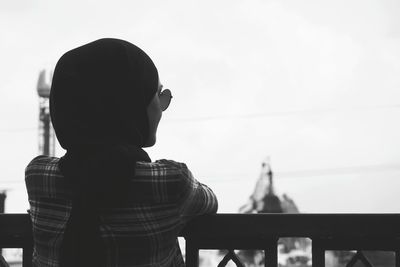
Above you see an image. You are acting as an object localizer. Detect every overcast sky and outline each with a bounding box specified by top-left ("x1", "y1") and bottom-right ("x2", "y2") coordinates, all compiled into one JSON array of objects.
[{"x1": 1, "y1": 0, "x2": 400, "y2": 213}]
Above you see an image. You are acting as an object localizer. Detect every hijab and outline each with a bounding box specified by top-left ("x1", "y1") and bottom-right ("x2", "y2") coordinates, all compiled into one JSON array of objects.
[{"x1": 49, "y1": 38, "x2": 159, "y2": 266}]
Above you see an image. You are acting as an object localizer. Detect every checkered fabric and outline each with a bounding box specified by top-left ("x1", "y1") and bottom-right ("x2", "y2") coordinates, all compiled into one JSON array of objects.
[{"x1": 25, "y1": 156, "x2": 218, "y2": 267}]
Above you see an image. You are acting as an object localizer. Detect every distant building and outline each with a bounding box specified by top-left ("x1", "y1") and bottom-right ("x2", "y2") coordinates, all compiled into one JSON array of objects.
[
  {"x1": 37, "y1": 69, "x2": 55, "y2": 156},
  {"x1": 281, "y1": 193, "x2": 299, "y2": 213},
  {"x1": 239, "y1": 158, "x2": 298, "y2": 215},
  {"x1": 237, "y1": 158, "x2": 309, "y2": 266}
]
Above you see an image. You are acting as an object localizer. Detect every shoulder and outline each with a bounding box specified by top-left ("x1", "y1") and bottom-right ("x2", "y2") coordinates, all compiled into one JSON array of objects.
[
  {"x1": 25, "y1": 155, "x2": 61, "y2": 173},
  {"x1": 25, "y1": 155, "x2": 62, "y2": 181},
  {"x1": 135, "y1": 159, "x2": 191, "y2": 177},
  {"x1": 137, "y1": 159, "x2": 188, "y2": 169},
  {"x1": 133, "y1": 159, "x2": 194, "y2": 202},
  {"x1": 25, "y1": 156, "x2": 68, "y2": 199}
]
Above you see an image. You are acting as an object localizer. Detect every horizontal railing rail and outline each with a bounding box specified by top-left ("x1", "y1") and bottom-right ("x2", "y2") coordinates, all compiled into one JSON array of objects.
[
  {"x1": 1, "y1": 213, "x2": 400, "y2": 267},
  {"x1": 181, "y1": 213, "x2": 400, "y2": 267}
]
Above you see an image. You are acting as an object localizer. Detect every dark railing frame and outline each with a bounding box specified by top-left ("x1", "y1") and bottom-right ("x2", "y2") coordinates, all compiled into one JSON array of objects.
[
  {"x1": 0, "y1": 214, "x2": 32, "y2": 267},
  {"x1": 1, "y1": 213, "x2": 400, "y2": 267}
]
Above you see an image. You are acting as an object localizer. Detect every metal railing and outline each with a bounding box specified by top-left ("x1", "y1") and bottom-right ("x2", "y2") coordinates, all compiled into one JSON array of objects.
[
  {"x1": 1, "y1": 213, "x2": 400, "y2": 267},
  {"x1": 0, "y1": 214, "x2": 32, "y2": 267}
]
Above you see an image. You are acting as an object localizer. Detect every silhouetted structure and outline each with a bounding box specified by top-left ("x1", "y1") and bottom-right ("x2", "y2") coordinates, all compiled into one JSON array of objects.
[
  {"x1": 260, "y1": 161, "x2": 283, "y2": 213},
  {"x1": 37, "y1": 70, "x2": 55, "y2": 156},
  {"x1": 0, "y1": 192, "x2": 5, "y2": 257},
  {"x1": 0, "y1": 192, "x2": 6, "y2": 213},
  {"x1": 239, "y1": 158, "x2": 298, "y2": 214},
  {"x1": 237, "y1": 158, "x2": 307, "y2": 266}
]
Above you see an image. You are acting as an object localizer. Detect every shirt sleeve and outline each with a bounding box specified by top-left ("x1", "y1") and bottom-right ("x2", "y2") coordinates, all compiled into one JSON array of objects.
[
  {"x1": 154, "y1": 159, "x2": 218, "y2": 221},
  {"x1": 175, "y1": 162, "x2": 218, "y2": 221}
]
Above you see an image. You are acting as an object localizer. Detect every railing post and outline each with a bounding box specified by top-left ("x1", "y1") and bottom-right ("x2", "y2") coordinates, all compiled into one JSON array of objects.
[
  {"x1": 22, "y1": 246, "x2": 32, "y2": 267},
  {"x1": 264, "y1": 239, "x2": 278, "y2": 267},
  {"x1": 312, "y1": 239, "x2": 325, "y2": 267},
  {"x1": 396, "y1": 250, "x2": 400, "y2": 267},
  {"x1": 185, "y1": 238, "x2": 199, "y2": 267}
]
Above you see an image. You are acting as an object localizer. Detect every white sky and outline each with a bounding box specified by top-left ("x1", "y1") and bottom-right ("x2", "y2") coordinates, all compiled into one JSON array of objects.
[{"x1": 1, "y1": 0, "x2": 400, "y2": 213}]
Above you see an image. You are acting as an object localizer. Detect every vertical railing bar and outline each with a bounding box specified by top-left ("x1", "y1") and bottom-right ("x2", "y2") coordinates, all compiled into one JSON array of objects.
[
  {"x1": 264, "y1": 249, "x2": 267, "y2": 267},
  {"x1": 185, "y1": 239, "x2": 199, "y2": 267},
  {"x1": 22, "y1": 246, "x2": 33, "y2": 267},
  {"x1": 396, "y1": 250, "x2": 400, "y2": 267},
  {"x1": 312, "y1": 239, "x2": 325, "y2": 267},
  {"x1": 264, "y1": 238, "x2": 278, "y2": 267}
]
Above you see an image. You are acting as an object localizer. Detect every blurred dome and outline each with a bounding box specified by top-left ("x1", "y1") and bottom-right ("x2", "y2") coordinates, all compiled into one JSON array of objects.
[{"x1": 37, "y1": 69, "x2": 52, "y2": 98}]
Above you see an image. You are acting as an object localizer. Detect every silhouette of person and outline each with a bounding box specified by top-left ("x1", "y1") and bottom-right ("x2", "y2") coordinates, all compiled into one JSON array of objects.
[{"x1": 25, "y1": 38, "x2": 218, "y2": 267}]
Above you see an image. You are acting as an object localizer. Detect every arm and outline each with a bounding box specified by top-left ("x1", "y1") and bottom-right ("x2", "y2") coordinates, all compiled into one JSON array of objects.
[{"x1": 177, "y1": 163, "x2": 218, "y2": 221}]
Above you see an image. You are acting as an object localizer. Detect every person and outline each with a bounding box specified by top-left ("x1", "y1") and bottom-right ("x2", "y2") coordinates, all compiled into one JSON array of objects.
[{"x1": 25, "y1": 38, "x2": 218, "y2": 267}]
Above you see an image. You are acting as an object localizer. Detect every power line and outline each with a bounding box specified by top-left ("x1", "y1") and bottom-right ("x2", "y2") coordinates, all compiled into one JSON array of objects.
[
  {"x1": 0, "y1": 103, "x2": 399, "y2": 132},
  {"x1": 166, "y1": 103, "x2": 400, "y2": 123},
  {"x1": 200, "y1": 163, "x2": 400, "y2": 183},
  {"x1": 3, "y1": 163, "x2": 400, "y2": 186}
]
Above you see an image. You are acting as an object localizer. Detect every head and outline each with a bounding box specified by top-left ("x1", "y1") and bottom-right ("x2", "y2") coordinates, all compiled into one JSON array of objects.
[
  {"x1": 146, "y1": 80, "x2": 172, "y2": 146},
  {"x1": 50, "y1": 38, "x2": 170, "y2": 149}
]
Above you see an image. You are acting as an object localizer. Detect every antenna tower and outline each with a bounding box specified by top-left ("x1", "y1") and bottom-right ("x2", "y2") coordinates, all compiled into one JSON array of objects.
[{"x1": 36, "y1": 69, "x2": 55, "y2": 156}]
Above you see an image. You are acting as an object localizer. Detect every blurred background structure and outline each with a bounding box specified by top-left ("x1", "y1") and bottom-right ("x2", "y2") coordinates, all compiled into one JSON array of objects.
[
  {"x1": 237, "y1": 158, "x2": 309, "y2": 266},
  {"x1": 239, "y1": 157, "x2": 299, "y2": 214},
  {"x1": 0, "y1": 191, "x2": 6, "y2": 213},
  {"x1": 36, "y1": 70, "x2": 55, "y2": 157}
]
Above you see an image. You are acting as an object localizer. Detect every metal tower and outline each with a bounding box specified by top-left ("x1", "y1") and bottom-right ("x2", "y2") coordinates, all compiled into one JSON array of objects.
[
  {"x1": 0, "y1": 191, "x2": 6, "y2": 213},
  {"x1": 37, "y1": 69, "x2": 55, "y2": 156}
]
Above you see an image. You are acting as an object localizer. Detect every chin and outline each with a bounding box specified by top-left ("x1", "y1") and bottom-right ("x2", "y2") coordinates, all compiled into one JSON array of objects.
[{"x1": 143, "y1": 136, "x2": 156, "y2": 148}]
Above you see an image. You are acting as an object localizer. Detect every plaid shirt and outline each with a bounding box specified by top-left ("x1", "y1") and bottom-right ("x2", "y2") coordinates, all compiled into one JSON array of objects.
[{"x1": 25, "y1": 156, "x2": 218, "y2": 267}]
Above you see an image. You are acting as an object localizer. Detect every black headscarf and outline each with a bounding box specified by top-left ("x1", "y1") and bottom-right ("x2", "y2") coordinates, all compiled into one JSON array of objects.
[{"x1": 49, "y1": 38, "x2": 159, "y2": 267}]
